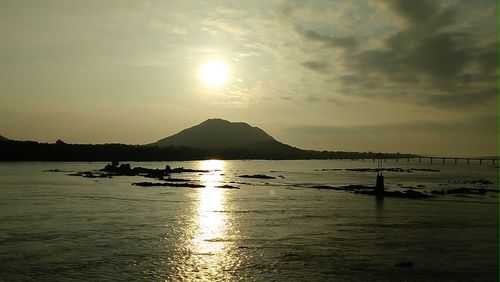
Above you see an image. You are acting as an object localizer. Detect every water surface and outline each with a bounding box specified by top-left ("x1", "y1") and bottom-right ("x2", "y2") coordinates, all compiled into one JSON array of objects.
[{"x1": 0, "y1": 160, "x2": 498, "y2": 281}]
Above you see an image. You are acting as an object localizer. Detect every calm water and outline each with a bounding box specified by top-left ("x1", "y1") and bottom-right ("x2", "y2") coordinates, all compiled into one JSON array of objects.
[{"x1": 0, "y1": 160, "x2": 498, "y2": 281}]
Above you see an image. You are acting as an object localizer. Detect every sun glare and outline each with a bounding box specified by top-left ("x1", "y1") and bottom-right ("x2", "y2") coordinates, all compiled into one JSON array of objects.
[{"x1": 199, "y1": 61, "x2": 230, "y2": 88}]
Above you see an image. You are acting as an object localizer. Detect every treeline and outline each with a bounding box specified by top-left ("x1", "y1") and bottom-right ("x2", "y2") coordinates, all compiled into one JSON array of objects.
[{"x1": 0, "y1": 140, "x2": 417, "y2": 161}]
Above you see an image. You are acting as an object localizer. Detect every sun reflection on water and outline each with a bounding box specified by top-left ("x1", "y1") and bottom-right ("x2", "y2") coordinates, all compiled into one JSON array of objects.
[
  {"x1": 169, "y1": 159, "x2": 239, "y2": 280},
  {"x1": 173, "y1": 159, "x2": 236, "y2": 280},
  {"x1": 194, "y1": 160, "x2": 226, "y2": 255}
]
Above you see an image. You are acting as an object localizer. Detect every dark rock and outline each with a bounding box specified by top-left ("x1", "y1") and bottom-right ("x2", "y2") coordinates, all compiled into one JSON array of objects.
[
  {"x1": 81, "y1": 163, "x2": 216, "y2": 184},
  {"x1": 69, "y1": 171, "x2": 113, "y2": 178},
  {"x1": 102, "y1": 163, "x2": 116, "y2": 172},
  {"x1": 163, "y1": 177, "x2": 192, "y2": 182},
  {"x1": 119, "y1": 163, "x2": 131, "y2": 171},
  {"x1": 132, "y1": 182, "x2": 238, "y2": 189},
  {"x1": 431, "y1": 187, "x2": 498, "y2": 195},
  {"x1": 355, "y1": 189, "x2": 433, "y2": 199},
  {"x1": 171, "y1": 167, "x2": 209, "y2": 173},
  {"x1": 239, "y1": 174, "x2": 276, "y2": 179},
  {"x1": 215, "y1": 184, "x2": 240, "y2": 189},
  {"x1": 404, "y1": 189, "x2": 432, "y2": 198},
  {"x1": 132, "y1": 182, "x2": 205, "y2": 188},
  {"x1": 310, "y1": 184, "x2": 374, "y2": 191},
  {"x1": 451, "y1": 179, "x2": 493, "y2": 185},
  {"x1": 45, "y1": 169, "x2": 69, "y2": 172}
]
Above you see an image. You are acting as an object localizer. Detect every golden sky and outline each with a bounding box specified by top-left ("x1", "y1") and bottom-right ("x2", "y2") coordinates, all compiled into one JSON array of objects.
[{"x1": 0, "y1": 0, "x2": 497, "y2": 156}]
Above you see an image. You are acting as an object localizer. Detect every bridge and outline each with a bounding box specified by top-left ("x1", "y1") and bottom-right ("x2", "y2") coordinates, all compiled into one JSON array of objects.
[
  {"x1": 410, "y1": 156, "x2": 498, "y2": 165},
  {"x1": 343, "y1": 156, "x2": 500, "y2": 165}
]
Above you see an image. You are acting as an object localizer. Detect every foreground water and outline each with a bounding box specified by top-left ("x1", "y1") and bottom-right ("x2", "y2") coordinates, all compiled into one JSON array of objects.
[{"x1": 0, "y1": 160, "x2": 498, "y2": 281}]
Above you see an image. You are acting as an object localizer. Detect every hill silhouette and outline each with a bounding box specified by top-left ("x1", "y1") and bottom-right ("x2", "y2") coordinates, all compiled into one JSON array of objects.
[
  {"x1": 0, "y1": 119, "x2": 416, "y2": 161},
  {"x1": 0, "y1": 135, "x2": 9, "y2": 141},
  {"x1": 151, "y1": 118, "x2": 278, "y2": 149}
]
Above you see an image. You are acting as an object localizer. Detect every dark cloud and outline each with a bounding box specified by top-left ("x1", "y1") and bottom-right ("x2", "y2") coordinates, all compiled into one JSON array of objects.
[
  {"x1": 301, "y1": 61, "x2": 329, "y2": 73},
  {"x1": 335, "y1": 0, "x2": 498, "y2": 109},
  {"x1": 387, "y1": 0, "x2": 434, "y2": 23},
  {"x1": 473, "y1": 42, "x2": 499, "y2": 74},
  {"x1": 294, "y1": 25, "x2": 358, "y2": 49},
  {"x1": 285, "y1": 0, "x2": 497, "y2": 109},
  {"x1": 353, "y1": 31, "x2": 471, "y2": 84}
]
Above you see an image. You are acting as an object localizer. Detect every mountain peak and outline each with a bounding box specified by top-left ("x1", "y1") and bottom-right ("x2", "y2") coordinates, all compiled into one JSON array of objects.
[
  {"x1": 151, "y1": 118, "x2": 277, "y2": 149},
  {"x1": 200, "y1": 118, "x2": 232, "y2": 125}
]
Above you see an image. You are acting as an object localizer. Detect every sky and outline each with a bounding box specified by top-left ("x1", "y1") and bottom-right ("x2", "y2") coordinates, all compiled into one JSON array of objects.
[{"x1": 0, "y1": 0, "x2": 498, "y2": 156}]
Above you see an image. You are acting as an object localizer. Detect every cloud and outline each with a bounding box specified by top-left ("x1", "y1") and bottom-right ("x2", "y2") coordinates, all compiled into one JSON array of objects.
[
  {"x1": 388, "y1": 0, "x2": 431, "y2": 21},
  {"x1": 422, "y1": 88, "x2": 498, "y2": 108},
  {"x1": 301, "y1": 61, "x2": 329, "y2": 73},
  {"x1": 275, "y1": 1, "x2": 497, "y2": 110},
  {"x1": 288, "y1": 115, "x2": 498, "y2": 135},
  {"x1": 333, "y1": 0, "x2": 498, "y2": 109},
  {"x1": 201, "y1": 18, "x2": 248, "y2": 37},
  {"x1": 294, "y1": 25, "x2": 358, "y2": 49}
]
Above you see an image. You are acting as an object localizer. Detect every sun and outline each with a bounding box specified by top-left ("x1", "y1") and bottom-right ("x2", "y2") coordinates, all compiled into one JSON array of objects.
[{"x1": 199, "y1": 61, "x2": 230, "y2": 88}]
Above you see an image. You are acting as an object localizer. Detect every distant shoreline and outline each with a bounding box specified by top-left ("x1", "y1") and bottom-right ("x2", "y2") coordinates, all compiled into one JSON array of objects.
[{"x1": 0, "y1": 140, "x2": 414, "y2": 162}]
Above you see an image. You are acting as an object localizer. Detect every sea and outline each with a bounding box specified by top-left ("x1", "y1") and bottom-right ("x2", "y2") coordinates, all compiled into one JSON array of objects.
[{"x1": 0, "y1": 160, "x2": 498, "y2": 281}]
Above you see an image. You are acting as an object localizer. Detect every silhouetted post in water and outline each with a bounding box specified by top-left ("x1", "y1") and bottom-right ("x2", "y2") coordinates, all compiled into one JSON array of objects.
[
  {"x1": 418, "y1": 157, "x2": 421, "y2": 163},
  {"x1": 454, "y1": 158, "x2": 457, "y2": 164},
  {"x1": 375, "y1": 157, "x2": 384, "y2": 196},
  {"x1": 442, "y1": 158, "x2": 445, "y2": 164},
  {"x1": 480, "y1": 159, "x2": 482, "y2": 165},
  {"x1": 376, "y1": 172, "x2": 384, "y2": 196},
  {"x1": 431, "y1": 157, "x2": 433, "y2": 164},
  {"x1": 407, "y1": 157, "x2": 410, "y2": 163},
  {"x1": 493, "y1": 159, "x2": 496, "y2": 165},
  {"x1": 467, "y1": 158, "x2": 470, "y2": 164}
]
